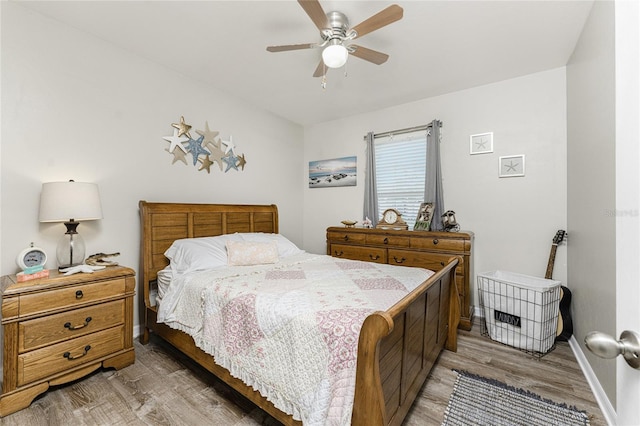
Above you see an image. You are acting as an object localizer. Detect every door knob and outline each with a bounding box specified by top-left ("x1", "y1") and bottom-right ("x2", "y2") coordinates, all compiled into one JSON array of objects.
[{"x1": 585, "y1": 330, "x2": 640, "y2": 369}]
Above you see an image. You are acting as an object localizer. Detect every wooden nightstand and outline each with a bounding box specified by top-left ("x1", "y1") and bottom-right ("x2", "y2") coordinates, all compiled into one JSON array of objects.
[{"x1": 0, "y1": 266, "x2": 135, "y2": 417}]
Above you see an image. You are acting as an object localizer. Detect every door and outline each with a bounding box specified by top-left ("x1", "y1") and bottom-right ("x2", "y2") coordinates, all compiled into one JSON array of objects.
[{"x1": 613, "y1": 2, "x2": 640, "y2": 423}]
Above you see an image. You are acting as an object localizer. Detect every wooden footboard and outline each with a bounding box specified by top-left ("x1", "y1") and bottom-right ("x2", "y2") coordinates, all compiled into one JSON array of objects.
[
  {"x1": 139, "y1": 201, "x2": 460, "y2": 426},
  {"x1": 353, "y1": 257, "x2": 459, "y2": 426}
]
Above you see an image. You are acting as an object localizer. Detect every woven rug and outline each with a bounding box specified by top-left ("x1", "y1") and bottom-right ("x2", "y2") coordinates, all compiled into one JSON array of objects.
[{"x1": 442, "y1": 370, "x2": 590, "y2": 426}]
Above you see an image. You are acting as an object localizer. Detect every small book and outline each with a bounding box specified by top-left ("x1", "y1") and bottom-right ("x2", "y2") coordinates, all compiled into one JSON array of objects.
[{"x1": 16, "y1": 269, "x2": 50, "y2": 282}]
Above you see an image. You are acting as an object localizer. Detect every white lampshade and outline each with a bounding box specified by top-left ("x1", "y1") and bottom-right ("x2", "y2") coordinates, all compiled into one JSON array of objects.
[
  {"x1": 39, "y1": 181, "x2": 102, "y2": 269},
  {"x1": 39, "y1": 181, "x2": 103, "y2": 222},
  {"x1": 322, "y1": 43, "x2": 348, "y2": 69}
]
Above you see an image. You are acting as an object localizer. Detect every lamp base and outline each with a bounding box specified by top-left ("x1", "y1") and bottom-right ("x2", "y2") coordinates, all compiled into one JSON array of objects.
[{"x1": 56, "y1": 220, "x2": 86, "y2": 269}]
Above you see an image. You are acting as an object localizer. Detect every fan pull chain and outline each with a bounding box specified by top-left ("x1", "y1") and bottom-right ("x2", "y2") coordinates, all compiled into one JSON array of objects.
[{"x1": 321, "y1": 74, "x2": 327, "y2": 89}]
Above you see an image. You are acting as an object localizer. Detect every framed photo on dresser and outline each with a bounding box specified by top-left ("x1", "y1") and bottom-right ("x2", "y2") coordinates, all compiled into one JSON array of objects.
[{"x1": 414, "y1": 202, "x2": 434, "y2": 231}]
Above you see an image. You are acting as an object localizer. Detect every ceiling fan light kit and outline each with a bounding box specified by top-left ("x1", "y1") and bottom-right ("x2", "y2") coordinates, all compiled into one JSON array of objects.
[
  {"x1": 322, "y1": 42, "x2": 348, "y2": 68},
  {"x1": 266, "y1": 0, "x2": 403, "y2": 84}
]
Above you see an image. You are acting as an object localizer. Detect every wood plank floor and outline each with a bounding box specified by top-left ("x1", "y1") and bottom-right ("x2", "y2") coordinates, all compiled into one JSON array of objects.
[{"x1": 1, "y1": 325, "x2": 606, "y2": 425}]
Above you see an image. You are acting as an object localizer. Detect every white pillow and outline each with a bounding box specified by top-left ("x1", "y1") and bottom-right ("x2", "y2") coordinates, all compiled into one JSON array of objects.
[
  {"x1": 238, "y1": 233, "x2": 304, "y2": 258},
  {"x1": 164, "y1": 234, "x2": 243, "y2": 274},
  {"x1": 226, "y1": 240, "x2": 279, "y2": 266}
]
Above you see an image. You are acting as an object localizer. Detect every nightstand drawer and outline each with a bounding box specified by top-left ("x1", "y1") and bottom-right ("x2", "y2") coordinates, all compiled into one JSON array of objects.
[
  {"x1": 19, "y1": 278, "x2": 126, "y2": 317},
  {"x1": 17, "y1": 325, "x2": 125, "y2": 386},
  {"x1": 19, "y1": 300, "x2": 125, "y2": 352},
  {"x1": 329, "y1": 244, "x2": 387, "y2": 263}
]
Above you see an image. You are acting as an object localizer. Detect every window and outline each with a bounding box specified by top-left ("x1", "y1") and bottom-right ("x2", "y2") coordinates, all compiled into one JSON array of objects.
[{"x1": 375, "y1": 131, "x2": 426, "y2": 230}]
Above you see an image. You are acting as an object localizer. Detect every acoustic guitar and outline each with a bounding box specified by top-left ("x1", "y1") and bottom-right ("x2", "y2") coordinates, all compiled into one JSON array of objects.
[{"x1": 545, "y1": 230, "x2": 573, "y2": 341}]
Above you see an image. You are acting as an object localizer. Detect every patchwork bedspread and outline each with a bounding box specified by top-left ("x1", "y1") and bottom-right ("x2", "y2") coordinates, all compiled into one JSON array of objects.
[{"x1": 157, "y1": 253, "x2": 433, "y2": 425}]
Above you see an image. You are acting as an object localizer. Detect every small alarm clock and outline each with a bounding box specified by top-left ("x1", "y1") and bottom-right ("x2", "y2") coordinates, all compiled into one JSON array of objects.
[{"x1": 16, "y1": 243, "x2": 48, "y2": 274}]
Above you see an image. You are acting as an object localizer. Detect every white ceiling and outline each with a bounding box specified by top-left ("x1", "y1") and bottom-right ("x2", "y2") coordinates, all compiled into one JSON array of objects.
[{"x1": 16, "y1": 0, "x2": 594, "y2": 126}]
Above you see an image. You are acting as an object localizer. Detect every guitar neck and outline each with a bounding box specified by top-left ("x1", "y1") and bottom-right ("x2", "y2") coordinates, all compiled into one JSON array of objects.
[{"x1": 545, "y1": 244, "x2": 558, "y2": 279}]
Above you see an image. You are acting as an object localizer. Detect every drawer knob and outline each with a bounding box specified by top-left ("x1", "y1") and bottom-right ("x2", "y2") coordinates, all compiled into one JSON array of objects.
[
  {"x1": 75, "y1": 290, "x2": 84, "y2": 299},
  {"x1": 334, "y1": 250, "x2": 344, "y2": 257},
  {"x1": 343, "y1": 235, "x2": 349, "y2": 241},
  {"x1": 433, "y1": 239, "x2": 439, "y2": 245},
  {"x1": 383, "y1": 238, "x2": 389, "y2": 244},
  {"x1": 63, "y1": 345, "x2": 91, "y2": 360},
  {"x1": 440, "y1": 261, "x2": 445, "y2": 267},
  {"x1": 64, "y1": 317, "x2": 92, "y2": 330},
  {"x1": 369, "y1": 254, "x2": 380, "y2": 260},
  {"x1": 393, "y1": 256, "x2": 406, "y2": 264}
]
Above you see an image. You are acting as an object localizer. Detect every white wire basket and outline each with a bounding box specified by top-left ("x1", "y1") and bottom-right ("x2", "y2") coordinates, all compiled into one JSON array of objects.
[{"x1": 477, "y1": 270, "x2": 561, "y2": 356}]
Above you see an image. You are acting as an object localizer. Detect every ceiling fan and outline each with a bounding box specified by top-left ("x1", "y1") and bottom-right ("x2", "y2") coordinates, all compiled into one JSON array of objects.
[{"x1": 266, "y1": 0, "x2": 403, "y2": 78}]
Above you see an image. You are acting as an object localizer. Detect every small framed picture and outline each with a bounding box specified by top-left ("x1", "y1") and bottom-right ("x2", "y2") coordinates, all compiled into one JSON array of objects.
[
  {"x1": 499, "y1": 154, "x2": 525, "y2": 178},
  {"x1": 470, "y1": 132, "x2": 493, "y2": 155},
  {"x1": 414, "y1": 202, "x2": 434, "y2": 231}
]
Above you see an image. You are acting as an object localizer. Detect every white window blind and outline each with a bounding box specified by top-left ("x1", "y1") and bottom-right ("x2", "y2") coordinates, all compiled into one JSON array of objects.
[{"x1": 375, "y1": 132, "x2": 426, "y2": 230}]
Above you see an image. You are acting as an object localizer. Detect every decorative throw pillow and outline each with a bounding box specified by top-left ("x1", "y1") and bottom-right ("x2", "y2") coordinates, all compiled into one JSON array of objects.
[
  {"x1": 226, "y1": 240, "x2": 279, "y2": 266},
  {"x1": 238, "y1": 233, "x2": 304, "y2": 258},
  {"x1": 164, "y1": 234, "x2": 243, "y2": 274}
]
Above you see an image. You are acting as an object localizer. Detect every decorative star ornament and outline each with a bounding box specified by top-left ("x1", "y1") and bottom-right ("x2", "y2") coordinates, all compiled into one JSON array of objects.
[
  {"x1": 198, "y1": 155, "x2": 215, "y2": 174},
  {"x1": 171, "y1": 115, "x2": 192, "y2": 139},
  {"x1": 223, "y1": 153, "x2": 239, "y2": 172},
  {"x1": 186, "y1": 135, "x2": 210, "y2": 166},
  {"x1": 205, "y1": 138, "x2": 226, "y2": 171},
  {"x1": 162, "y1": 128, "x2": 189, "y2": 153},
  {"x1": 221, "y1": 135, "x2": 236, "y2": 154},
  {"x1": 164, "y1": 118, "x2": 247, "y2": 173},
  {"x1": 237, "y1": 153, "x2": 247, "y2": 170},
  {"x1": 165, "y1": 147, "x2": 188, "y2": 165},
  {"x1": 196, "y1": 121, "x2": 219, "y2": 144}
]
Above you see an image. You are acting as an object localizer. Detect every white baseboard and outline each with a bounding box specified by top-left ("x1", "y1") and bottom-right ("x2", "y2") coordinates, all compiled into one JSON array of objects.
[{"x1": 569, "y1": 336, "x2": 616, "y2": 426}]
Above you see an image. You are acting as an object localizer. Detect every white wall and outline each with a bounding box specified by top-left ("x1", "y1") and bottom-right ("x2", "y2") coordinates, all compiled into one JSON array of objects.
[
  {"x1": 303, "y1": 68, "x2": 568, "y2": 308},
  {"x1": 1, "y1": 4, "x2": 303, "y2": 330},
  {"x1": 566, "y1": 0, "x2": 617, "y2": 406}
]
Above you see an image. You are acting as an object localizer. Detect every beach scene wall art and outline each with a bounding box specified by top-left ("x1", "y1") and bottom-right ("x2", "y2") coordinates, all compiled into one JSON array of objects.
[{"x1": 309, "y1": 156, "x2": 357, "y2": 188}]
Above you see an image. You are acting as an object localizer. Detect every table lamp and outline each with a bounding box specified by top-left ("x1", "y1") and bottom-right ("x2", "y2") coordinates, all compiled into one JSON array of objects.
[{"x1": 39, "y1": 180, "x2": 103, "y2": 269}]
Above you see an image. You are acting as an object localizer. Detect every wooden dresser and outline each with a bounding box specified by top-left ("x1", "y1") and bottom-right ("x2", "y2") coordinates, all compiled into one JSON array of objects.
[
  {"x1": 327, "y1": 227, "x2": 474, "y2": 329},
  {"x1": 0, "y1": 266, "x2": 135, "y2": 417}
]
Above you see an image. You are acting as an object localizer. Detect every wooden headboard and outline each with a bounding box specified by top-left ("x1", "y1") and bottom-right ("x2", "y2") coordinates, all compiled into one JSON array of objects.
[{"x1": 138, "y1": 201, "x2": 279, "y2": 303}]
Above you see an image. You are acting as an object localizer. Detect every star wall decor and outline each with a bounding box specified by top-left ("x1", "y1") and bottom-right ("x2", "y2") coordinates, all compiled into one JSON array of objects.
[
  {"x1": 163, "y1": 129, "x2": 189, "y2": 153},
  {"x1": 162, "y1": 116, "x2": 247, "y2": 174}
]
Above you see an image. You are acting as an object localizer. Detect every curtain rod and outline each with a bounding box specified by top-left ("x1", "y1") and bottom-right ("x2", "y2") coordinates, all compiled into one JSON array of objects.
[{"x1": 363, "y1": 121, "x2": 443, "y2": 140}]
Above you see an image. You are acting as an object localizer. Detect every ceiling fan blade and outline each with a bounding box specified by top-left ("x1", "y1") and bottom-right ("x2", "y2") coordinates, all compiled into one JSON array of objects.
[
  {"x1": 297, "y1": 0, "x2": 328, "y2": 31},
  {"x1": 349, "y1": 45, "x2": 389, "y2": 65},
  {"x1": 313, "y1": 61, "x2": 325, "y2": 78},
  {"x1": 350, "y1": 4, "x2": 403, "y2": 39},
  {"x1": 267, "y1": 43, "x2": 316, "y2": 52}
]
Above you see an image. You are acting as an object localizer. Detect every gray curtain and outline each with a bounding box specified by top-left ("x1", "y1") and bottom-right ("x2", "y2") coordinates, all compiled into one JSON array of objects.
[
  {"x1": 363, "y1": 131, "x2": 379, "y2": 227},
  {"x1": 424, "y1": 120, "x2": 445, "y2": 230}
]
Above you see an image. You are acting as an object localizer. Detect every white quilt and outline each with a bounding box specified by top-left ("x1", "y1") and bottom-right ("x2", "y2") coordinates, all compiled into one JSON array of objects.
[{"x1": 157, "y1": 253, "x2": 433, "y2": 425}]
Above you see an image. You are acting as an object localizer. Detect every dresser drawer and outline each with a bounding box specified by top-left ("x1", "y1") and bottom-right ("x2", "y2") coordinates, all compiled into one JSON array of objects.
[
  {"x1": 327, "y1": 231, "x2": 366, "y2": 244},
  {"x1": 329, "y1": 244, "x2": 387, "y2": 263},
  {"x1": 388, "y1": 250, "x2": 464, "y2": 275},
  {"x1": 19, "y1": 300, "x2": 125, "y2": 352},
  {"x1": 409, "y1": 236, "x2": 465, "y2": 252},
  {"x1": 19, "y1": 278, "x2": 126, "y2": 317},
  {"x1": 17, "y1": 326, "x2": 125, "y2": 386},
  {"x1": 365, "y1": 234, "x2": 410, "y2": 247}
]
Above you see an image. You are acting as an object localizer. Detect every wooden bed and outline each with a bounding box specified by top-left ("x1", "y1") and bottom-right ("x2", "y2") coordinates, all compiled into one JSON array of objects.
[{"x1": 139, "y1": 201, "x2": 460, "y2": 426}]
